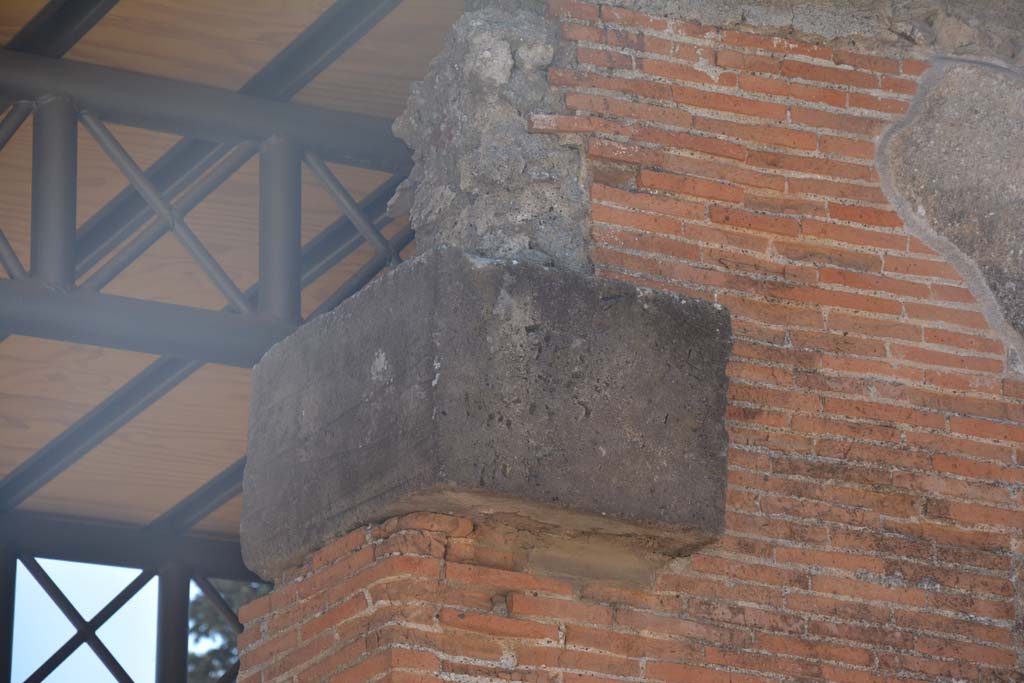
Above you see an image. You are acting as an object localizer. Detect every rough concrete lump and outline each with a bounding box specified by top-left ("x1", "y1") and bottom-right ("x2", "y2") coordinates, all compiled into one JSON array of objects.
[{"x1": 391, "y1": 4, "x2": 591, "y2": 272}]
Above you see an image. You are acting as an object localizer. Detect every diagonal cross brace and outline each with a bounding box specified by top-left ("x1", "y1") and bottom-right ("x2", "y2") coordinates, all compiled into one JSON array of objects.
[
  {"x1": 23, "y1": 566, "x2": 155, "y2": 683},
  {"x1": 20, "y1": 556, "x2": 139, "y2": 683},
  {"x1": 79, "y1": 111, "x2": 254, "y2": 314}
]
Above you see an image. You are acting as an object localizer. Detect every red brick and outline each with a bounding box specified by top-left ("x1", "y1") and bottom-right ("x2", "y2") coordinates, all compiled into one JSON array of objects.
[
  {"x1": 848, "y1": 91, "x2": 910, "y2": 114},
  {"x1": 632, "y1": 125, "x2": 746, "y2": 160},
  {"x1": 789, "y1": 330, "x2": 887, "y2": 357},
  {"x1": 690, "y1": 554, "x2": 810, "y2": 587},
  {"x1": 693, "y1": 115, "x2": 817, "y2": 150},
  {"x1": 891, "y1": 344, "x2": 1003, "y2": 373},
  {"x1": 788, "y1": 177, "x2": 889, "y2": 204},
  {"x1": 743, "y1": 193, "x2": 827, "y2": 217},
  {"x1": 923, "y1": 327, "x2": 1003, "y2": 354},
  {"x1": 748, "y1": 150, "x2": 875, "y2": 181},
  {"x1": 828, "y1": 202, "x2": 903, "y2": 227},
  {"x1": 884, "y1": 254, "x2": 962, "y2": 281},
  {"x1": 592, "y1": 224, "x2": 701, "y2": 262},
  {"x1": 949, "y1": 416, "x2": 1024, "y2": 444},
  {"x1": 507, "y1": 592, "x2": 613, "y2": 625},
  {"x1": 904, "y1": 302, "x2": 988, "y2": 329},
  {"x1": 718, "y1": 293, "x2": 822, "y2": 327},
  {"x1": 715, "y1": 49, "x2": 782, "y2": 74},
  {"x1": 671, "y1": 84, "x2": 788, "y2": 120},
  {"x1": 827, "y1": 311, "x2": 921, "y2": 341},
  {"x1": 820, "y1": 267, "x2": 929, "y2": 298},
  {"x1": 902, "y1": 59, "x2": 932, "y2": 75},
  {"x1": 439, "y1": 608, "x2": 559, "y2": 641},
  {"x1": 801, "y1": 218, "x2": 906, "y2": 251},
  {"x1": 648, "y1": 662, "x2": 763, "y2": 683},
  {"x1": 684, "y1": 223, "x2": 770, "y2": 252},
  {"x1": 775, "y1": 547, "x2": 885, "y2": 574},
  {"x1": 593, "y1": 183, "x2": 706, "y2": 221},
  {"x1": 738, "y1": 73, "x2": 847, "y2": 107},
  {"x1": 548, "y1": 0, "x2": 599, "y2": 20},
  {"x1": 591, "y1": 203, "x2": 686, "y2": 234},
  {"x1": 819, "y1": 134, "x2": 875, "y2": 160},
  {"x1": 812, "y1": 575, "x2": 928, "y2": 606},
  {"x1": 599, "y1": 4, "x2": 667, "y2": 30},
  {"x1": 660, "y1": 152, "x2": 786, "y2": 191},
  {"x1": 781, "y1": 60, "x2": 879, "y2": 89},
  {"x1": 565, "y1": 92, "x2": 693, "y2": 128},
  {"x1": 833, "y1": 49, "x2": 900, "y2": 74},
  {"x1": 639, "y1": 168, "x2": 744, "y2": 203},
  {"x1": 709, "y1": 205, "x2": 800, "y2": 236},
  {"x1": 516, "y1": 646, "x2": 640, "y2": 678},
  {"x1": 640, "y1": 57, "x2": 717, "y2": 86},
  {"x1": 448, "y1": 563, "x2": 575, "y2": 595},
  {"x1": 791, "y1": 106, "x2": 886, "y2": 136},
  {"x1": 881, "y1": 75, "x2": 918, "y2": 94},
  {"x1": 721, "y1": 30, "x2": 832, "y2": 60}
]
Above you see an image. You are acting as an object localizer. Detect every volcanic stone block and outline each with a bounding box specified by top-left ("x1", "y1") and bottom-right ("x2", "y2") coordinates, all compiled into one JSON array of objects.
[{"x1": 241, "y1": 247, "x2": 731, "y2": 580}]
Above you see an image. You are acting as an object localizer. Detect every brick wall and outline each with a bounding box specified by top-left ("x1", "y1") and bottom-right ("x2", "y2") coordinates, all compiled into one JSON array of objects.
[{"x1": 238, "y1": 2, "x2": 1024, "y2": 681}]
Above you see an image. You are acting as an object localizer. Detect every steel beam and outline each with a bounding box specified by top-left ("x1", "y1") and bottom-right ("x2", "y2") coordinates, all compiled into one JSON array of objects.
[
  {"x1": 0, "y1": 512, "x2": 257, "y2": 581},
  {"x1": 0, "y1": 102, "x2": 31, "y2": 154},
  {"x1": 0, "y1": 177, "x2": 401, "y2": 514},
  {"x1": 0, "y1": 229, "x2": 27, "y2": 281},
  {"x1": 156, "y1": 563, "x2": 190, "y2": 683},
  {"x1": 6, "y1": 0, "x2": 119, "y2": 58},
  {"x1": 0, "y1": 48, "x2": 409, "y2": 173},
  {"x1": 72, "y1": 0, "x2": 405, "y2": 280},
  {"x1": 0, "y1": 546, "x2": 14, "y2": 683},
  {"x1": 30, "y1": 96, "x2": 77, "y2": 288},
  {"x1": 259, "y1": 137, "x2": 302, "y2": 323},
  {"x1": 0, "y1": 280, "x2": 294, "y2": 366}
]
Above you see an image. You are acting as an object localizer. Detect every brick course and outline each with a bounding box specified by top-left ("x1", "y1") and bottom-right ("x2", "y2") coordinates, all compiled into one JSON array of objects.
[{"x1": 239, "y1": 2, "x2": 1024, "y2": 681}]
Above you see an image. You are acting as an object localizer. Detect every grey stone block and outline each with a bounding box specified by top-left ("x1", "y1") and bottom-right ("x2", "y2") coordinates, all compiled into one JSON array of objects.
[{"x1": 241, "y1": 247, "x2": 731, "y2": 580}]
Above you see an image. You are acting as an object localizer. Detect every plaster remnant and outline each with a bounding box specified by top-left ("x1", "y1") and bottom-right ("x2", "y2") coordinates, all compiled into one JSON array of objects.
[
  {"x1": 881, "y1": 61, "x2": 1024, "y2": 362},
  {"x1": 390, "y1": 3, "x2": 591, "y2": 272},
  {"x1": 608, "y1": 0, "x2": 1024, "y2": 63}
]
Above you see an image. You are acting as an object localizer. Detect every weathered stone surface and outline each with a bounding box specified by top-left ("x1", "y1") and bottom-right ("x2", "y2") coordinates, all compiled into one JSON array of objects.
[
  {"x1": 390, "y1": 4, "x2": 590, "y2": 272},
  {"x1": 881, "y1": 62, "x2": 1024, "y2": 358},
  {"x1": 241, "y1": 248, "x2": 731, "y2": 579},
  {"x1": 609, "y1": 0, "x2": 1024, "y2": 63}
]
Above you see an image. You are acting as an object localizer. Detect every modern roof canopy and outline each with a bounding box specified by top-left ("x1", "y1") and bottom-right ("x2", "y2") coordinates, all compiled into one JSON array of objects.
[{"x1": 0, "y1": 1, "x2": 463, "y2": 681}]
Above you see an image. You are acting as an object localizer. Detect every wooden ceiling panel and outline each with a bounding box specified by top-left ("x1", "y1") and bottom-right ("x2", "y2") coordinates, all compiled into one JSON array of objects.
[
  {"x1": 66, "y1": 0, "x2": 334, "y2": 90},
  {"x1": 23, "y1": 363, "x2": 251, "y2": 525},
  {"x1": 0, "y1": 338, "x2": 156, "y2": 476},
  {"x1": 0, "y1": 0, "x2": 48, "y2": 45},
  {"x1": 192, "y1": 495, "x2": 241, "y2": 537},
  {"x1": 296, "y1": 0, "x2": 464, "y2": 119}
]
